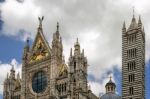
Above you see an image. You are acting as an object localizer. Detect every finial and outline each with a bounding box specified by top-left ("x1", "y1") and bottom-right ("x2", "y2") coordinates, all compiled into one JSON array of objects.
[
  {"x1": 82, "y1": 49, "x2": 84, "y2": 56},
  {"x1": 133, "y1": 6, "x2": 135, "y2": 18},
  {"x1": 70, "y1": 48, "x2": 72, "y2": 57},
  {"x1": 122, "y1": 21, "x2": 126, "y2": 29},
  {"x1": 57, "y1": 22, "x2": 59, "y2": 32},
  {"x1": 77, "y1": 38, "x2": 78, "y2": 43},
  {"x1": 38, "y1": 16, "x2": 44, "y2": 28},
  {"x1": 109, "y1": 76, "x2": 112, "y2": 81},
  {"x1": 138, "y1": 15, "x2": 142, "y2": 24}
]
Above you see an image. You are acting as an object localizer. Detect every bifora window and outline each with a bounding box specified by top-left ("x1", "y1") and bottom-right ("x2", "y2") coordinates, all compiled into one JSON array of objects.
[{"x1": 32, "y1": 71, "x2": 47, "y2": 93}]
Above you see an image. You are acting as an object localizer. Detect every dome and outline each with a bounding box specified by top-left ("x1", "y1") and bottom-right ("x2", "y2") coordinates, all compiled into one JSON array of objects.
[
  {"x1": 100, "y1": 92, "x2": 121, "y2": 99},
  {"x1": 105, "y1": 79, "x2": 116, "y2": 88}
]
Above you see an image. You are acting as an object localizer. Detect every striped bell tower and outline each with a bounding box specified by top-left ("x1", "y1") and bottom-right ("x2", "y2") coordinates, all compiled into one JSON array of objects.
[{"x1": 122, "y1": 12, "x2": 145, "y2": 99}]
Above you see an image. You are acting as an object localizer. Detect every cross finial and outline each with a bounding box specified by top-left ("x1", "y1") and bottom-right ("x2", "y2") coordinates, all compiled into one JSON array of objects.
[
  {"x1": 38, "y1": 16, "x2": 44, "y2": 28},
  {"x1": 109, "y1": 76, "x2": 112, "y2": 80}
]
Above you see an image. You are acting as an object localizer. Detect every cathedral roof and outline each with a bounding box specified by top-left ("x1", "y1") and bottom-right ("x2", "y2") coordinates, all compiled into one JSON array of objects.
[{"x1": 100, "y1": 92, "x2": 121, "y2": 99}]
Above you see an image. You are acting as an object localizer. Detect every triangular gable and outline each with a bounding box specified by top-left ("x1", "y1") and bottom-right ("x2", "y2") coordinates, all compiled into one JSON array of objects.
[{"x1": 29, "y1": 30, "x2": 51, "y2": 63}]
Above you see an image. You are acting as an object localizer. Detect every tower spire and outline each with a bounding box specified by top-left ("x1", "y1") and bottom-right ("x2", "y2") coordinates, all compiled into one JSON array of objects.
[
  {"x1": 133, "y1": 7, "x2": 135, "y2": 18},
  {"x1": 128, "y1": 8, "x2": 137, "y2": 30},
  {"x1": 122, "y1": 21, "x2": 126, "y2": 29},
  {"x1": 57, "y1": 22, "x2": 59, "y2": 32}
]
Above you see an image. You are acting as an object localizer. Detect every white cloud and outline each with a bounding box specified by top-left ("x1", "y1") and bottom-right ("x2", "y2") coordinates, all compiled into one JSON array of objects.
[
  {"x1": 1, "y1": 0, "x2": 150, "y2": 96},
  {"x1": 88, "y1": 72, "x2": 116, "y2": 97},
  {"x1": 0, "y1": 59, "x2": 21, "y2": 94}
]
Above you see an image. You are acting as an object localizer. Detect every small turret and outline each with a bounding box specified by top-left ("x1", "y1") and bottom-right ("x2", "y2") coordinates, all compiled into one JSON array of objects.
[
  {"x1": 10, "y1": 65, "x2": 15, "y2": 79},
  {"x1": 138, "y1": 15, "x2": 142, "y2": 30},
  {"x1": 74, "y1": 38, "x2": 80, "y2": 56},
  {"x1": 23, "y1": 38, "x2": 30, "y2": 61},
  {"x1": 56, "y1": 22, "x2": 60, "y2": 39},
  {"x1": 70, "y1": 48, "x2": 72, "y2": 57}
]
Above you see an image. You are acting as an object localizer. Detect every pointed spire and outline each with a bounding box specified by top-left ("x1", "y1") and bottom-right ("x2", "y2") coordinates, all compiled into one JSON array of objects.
[
  {"x1": 70, "y1": 48, "x2": 72, "y2": 57},
  {"x1": 138, "y1": 15, "x2": 142, "y2": 24},
  {"x1": 133, "y1": 7, "x2": 135, "y2": 18},
  {"x1": 138, "y1": 15, "x2": 142, "y2": 30},
  {"x1": 75, "y1": 38, "x2": 80, "y2": 46},
  {"x1": 55, "y1": 22, "x2": 60, "y2": 39},
  {"x1": 122, "y1": 21, "x2": 126, "y2": 29},
  {"x1": 10, "y1": 64, "x2": 15, "y2": 79},
  {"x1": 128, "y1": 8, "x2": 138, "y2": 30},
  {"x1": 82, "y1": 49, "x2": 84, "y2": 56},
  {"x1": 74, "y1": 38, "x2": 81, "y2": 56},
  {"x1": 122, "y1": 21, "x2": 126, "y2": 34},
  {"x1": 57, "y1": 22, "x2": 59, "y2": 32}
]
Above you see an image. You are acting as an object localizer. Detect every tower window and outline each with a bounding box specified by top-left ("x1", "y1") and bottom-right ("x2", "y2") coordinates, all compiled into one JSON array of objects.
[
  {"x1": 127, "y1": 48, "x2": 137, "y2": 58},
  {"x1": 128, "y1": 34, "x2": 136, "y2": 44},
  {"x1": 128, "y1": 61, "x2": 136, "y2": 71},
  {"x1": 129, "y1": 87, "x2": 134, "y2": 95},
  {"x1": 128, "y1": 74, "x2": 135, "y2": 82}
]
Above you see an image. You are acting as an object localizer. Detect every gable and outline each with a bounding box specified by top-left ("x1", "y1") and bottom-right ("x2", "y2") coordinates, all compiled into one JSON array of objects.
[{"x1": 29, "y1": 31, "x2": 51, "y2": 63}]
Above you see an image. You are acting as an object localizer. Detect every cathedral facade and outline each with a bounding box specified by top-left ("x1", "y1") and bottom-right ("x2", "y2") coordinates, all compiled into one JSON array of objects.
[
  {"x1": 3, "y1": 12, "x2": 145, "y2": 99},
  {"x1": 3, "y1": 17, "x2": 98, "y2": 99}
]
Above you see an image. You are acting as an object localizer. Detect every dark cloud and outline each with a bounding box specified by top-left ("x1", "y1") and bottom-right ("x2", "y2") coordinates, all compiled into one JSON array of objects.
[
  {"x1": 1, "y1": 0, "x2": 150, "y2": 95},
  {"x1": 0, "y1": 0, "x2": 5, "y2": 3},
  {"x1": 0, "y1": 12, "x2": 3, "y2": 31},
  {"x1": 16, "y1": 0, "x2": 24, "y2": 3}
]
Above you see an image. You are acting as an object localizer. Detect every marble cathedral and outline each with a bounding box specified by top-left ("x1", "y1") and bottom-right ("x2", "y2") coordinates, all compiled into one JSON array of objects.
[
  {"x1": 3, "y1": 12, "x2": 145, "y2": 99},
  {"x1": 3, "y1": 17, "x2": 98, "y2": 99}
]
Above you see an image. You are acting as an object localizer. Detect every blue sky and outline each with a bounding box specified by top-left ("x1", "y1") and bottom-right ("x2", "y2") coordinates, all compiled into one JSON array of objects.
[{"x1": 0, "y1": 0, "x2": 150, "y2": 98}]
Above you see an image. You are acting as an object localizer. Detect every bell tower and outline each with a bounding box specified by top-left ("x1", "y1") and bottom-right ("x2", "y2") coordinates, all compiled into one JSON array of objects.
[{"x1": 122, "y1": 12, "x2": 145, "y2": 99}]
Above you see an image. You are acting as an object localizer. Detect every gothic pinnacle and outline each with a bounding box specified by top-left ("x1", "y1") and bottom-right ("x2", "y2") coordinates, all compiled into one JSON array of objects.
[
  {"x1": 70, "y1": 48, "x2": 72, "y2": 57},
  {"x1": 138, "y1": 15, "x2": 142, "y2": 28},
  {"x1": 57, "y1": 22, "x2": 59, "y2": 32},
  {"x1": 122, "y1": 21, "x2": 126, "y2": 29}
]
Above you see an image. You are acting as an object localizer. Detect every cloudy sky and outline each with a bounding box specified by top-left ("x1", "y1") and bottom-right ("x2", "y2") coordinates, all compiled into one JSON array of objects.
[{"x1": 0, "y1": 0, "x2": 150, "y2": 98}]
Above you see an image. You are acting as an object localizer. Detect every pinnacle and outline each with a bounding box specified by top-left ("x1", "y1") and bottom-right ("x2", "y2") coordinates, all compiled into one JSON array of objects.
[{"x1": 138, "y1": 15, "x2": 142, "y2": 24}]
